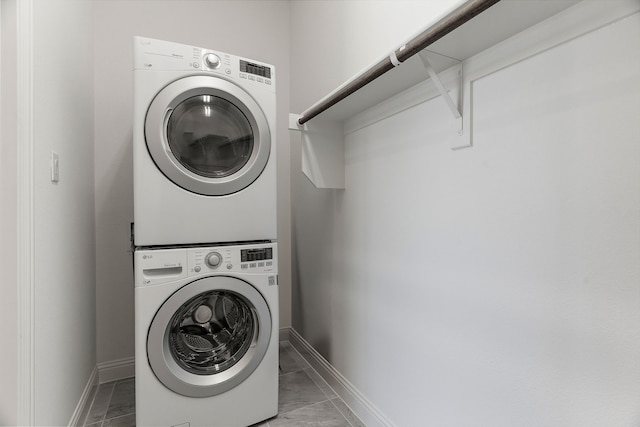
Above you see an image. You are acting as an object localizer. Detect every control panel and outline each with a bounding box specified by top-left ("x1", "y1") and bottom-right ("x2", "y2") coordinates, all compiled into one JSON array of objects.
[
  {"x1": 188, "y1": 243, "x2": 277, "y2": 276},
  {"x1": 135, "y1": 242, "x2": 277, "y2": 287},
  {"x1": 134, "y1": 36, "x2": 275, "y2": 90}
]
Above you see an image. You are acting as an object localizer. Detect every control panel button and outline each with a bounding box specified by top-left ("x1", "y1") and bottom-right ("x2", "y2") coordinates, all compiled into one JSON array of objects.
[
  {"x1": 205, "y1": 252, "x2": 222, "y2": 268},
  {"x1": 204, "y1": 53, "x2": 221, "y2": 69}
]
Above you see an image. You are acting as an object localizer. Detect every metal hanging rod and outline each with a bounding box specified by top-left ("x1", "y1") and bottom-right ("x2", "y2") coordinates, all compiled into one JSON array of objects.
[{"x1": 296, "y1": 0, "x2": 501, "y2": 126}]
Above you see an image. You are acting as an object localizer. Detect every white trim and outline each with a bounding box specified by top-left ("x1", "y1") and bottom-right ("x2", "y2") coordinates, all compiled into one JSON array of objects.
[
  {"x1": 16, "y1": 0, "x2": 34, "y2": 424},
  {"x1": 97, "y1": 357, "x2": 136, "y2": 384},
  {"x1": 0, "y1": 2, "x2": 2, "y2": 152},
  {"x1": 68, "y1": 367, "x2": 98, "y2": 427},
  {"x1": 289, "y1": 329, "x2": 396, "y2": 427},
  {"x1": 460, "y1": 0, "x2": 640, "y2": 149},
  {"x1": 344, "y1": 0, "x2": 640, "y2": 140},
  {"x1": 462, "y1": 0, "x2": 640, "y2": 84},
  {"x1": 279, "y1": 326, "x2": 291, "y2": 342}
]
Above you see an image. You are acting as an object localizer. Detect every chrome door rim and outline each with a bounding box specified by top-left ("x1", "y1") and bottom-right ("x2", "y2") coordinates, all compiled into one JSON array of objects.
[
  {"x1": 145, "y1": 75, "x2": 271, "y2": 196},
  {"x1": 147, "y1": 276, "x2": 272, "y2": 397}
]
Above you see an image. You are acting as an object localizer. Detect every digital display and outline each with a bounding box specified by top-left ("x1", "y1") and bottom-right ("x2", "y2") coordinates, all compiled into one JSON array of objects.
[
  {"x1": 241, "y1": 247, "x2": 273, "y2": 262},
  {"x1": 240, "y1": 60, "x2": 271, "y2": 79}
]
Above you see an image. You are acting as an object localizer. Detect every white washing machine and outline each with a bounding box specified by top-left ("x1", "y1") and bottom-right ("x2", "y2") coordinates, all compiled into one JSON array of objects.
[
  {"x1": 134, "y1": 242, "x2": 278, "y2": 427},
  {"x1": 133, "y1": 36, "x2": 277, "y2": 247}
]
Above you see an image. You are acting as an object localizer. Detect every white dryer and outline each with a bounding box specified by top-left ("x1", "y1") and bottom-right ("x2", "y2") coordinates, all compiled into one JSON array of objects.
[
  {"x1": 133, "y1": 37, "x2": 277, "y2": 247},
  {"x1": 135, "y1": 242, "x2": 278, "y2": 427}
]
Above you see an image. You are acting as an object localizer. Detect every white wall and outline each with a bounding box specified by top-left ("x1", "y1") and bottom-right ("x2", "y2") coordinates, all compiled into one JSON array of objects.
[
  {"x1": 93, "y1": 0, "x2": 291, "y2": 368},
  {"x1": 0, "y1": 1, "x2": 19, "y2": 424},
  {"x1": 290, "y1": 2, "x2": 640, "y2": 426},
  {"x1": 289, "y1": 0, "x2": 466, "y2": 114},
  {"x1": 30, "y1": 0, "x2": 96, "y2": 424},
  {"x1": 2, "y1": 1, "x2": 96, "y2": 424}
]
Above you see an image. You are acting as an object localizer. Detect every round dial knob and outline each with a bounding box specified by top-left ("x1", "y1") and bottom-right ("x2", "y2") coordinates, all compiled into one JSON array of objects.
[
  {"x1": 204, "y1": 53, "x2": 221, "y2": 69},
  {"x1": 205, "y1": 252, "x2": 222, "y2": 268}
]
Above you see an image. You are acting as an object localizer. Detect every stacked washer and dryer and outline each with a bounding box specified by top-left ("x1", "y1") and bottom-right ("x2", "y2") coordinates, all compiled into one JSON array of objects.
[{"x1": 132, "y1": 37, "x2": 279, "y2": 427}]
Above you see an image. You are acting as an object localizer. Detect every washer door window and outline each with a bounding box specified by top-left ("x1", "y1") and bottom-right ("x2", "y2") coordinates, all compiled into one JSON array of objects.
[
  {"x1": 145, "y1": 76, "x2": 270, "y2": 196},
  {"x1": 147, "y1": 276, "x2": 272, "y2": 397}
]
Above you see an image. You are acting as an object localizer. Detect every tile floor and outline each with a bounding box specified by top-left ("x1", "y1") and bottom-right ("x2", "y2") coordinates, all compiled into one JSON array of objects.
[{"x1": 81, "y1": 342, "x2": 365, "y2": 427}]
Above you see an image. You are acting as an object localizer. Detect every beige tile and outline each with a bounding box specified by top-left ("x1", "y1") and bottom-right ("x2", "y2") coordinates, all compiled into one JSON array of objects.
[
  {"x1": 304, "y1": 367, "x2": 338, "y2": 400},
  {"x1": 103, "y1": 412, "x2": 136, "y2": 427},
  {"x1": 269, "y1": 400, "x2": 352, "y2": 427},
  {"x1": 331, "y1": 398, "x2": 366, "y2": 427},
  {"x1": 105, "y1": 378, "x2": 135, "y2": 420},
  {"x1": 84, "y1": 381, "x2": 115, "y2": 425},
  {"x1": 278, "y1": 370, "x2": 327, "y2": 414}
]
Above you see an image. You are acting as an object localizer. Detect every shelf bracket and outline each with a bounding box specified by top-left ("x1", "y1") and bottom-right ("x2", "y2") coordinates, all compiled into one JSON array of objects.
[
  {"x1": 418, "y1": 50, "x2": 465, "y2": 143},
  {"x1": 418, "y1": 50, "x2": 462, "y2": 127},
  {"x1": 289, "y1": 113, "x2": 345, "y2": 189}
]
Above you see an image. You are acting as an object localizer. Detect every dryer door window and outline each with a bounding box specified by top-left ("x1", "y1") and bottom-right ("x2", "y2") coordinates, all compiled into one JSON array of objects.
[
  {"x1": 147, "y1": 276, "x2": 272, "y2": 398},
  {"x1": 166, "y1": 95, "x2": 253, "y2": 179},
  {"x1": 145, "y1": 76, "x2": 271, "y2": 196}
]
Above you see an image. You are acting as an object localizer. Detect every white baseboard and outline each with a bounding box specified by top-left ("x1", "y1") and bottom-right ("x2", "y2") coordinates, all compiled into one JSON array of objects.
[
  {"x1": 69, "y1": 357, "x2": 134, "y2": 426},
  {"x1": 68, "y1": 366, "x2": 98, "y2": 427},
  {"x1": 288, "y1": 328, "x2": 396, "y2": 427},
  {"x1": 279, "y1": 327, "x2": 291, "y2": 342},
  {"x1": 97, "y1": 356, "x2": 135, "y2": 384}
]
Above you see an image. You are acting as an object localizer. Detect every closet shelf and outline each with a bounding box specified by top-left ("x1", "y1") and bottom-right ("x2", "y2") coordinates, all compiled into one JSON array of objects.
[{"x1": 289, "y1": 0, "x2": 582, "y2": 189}]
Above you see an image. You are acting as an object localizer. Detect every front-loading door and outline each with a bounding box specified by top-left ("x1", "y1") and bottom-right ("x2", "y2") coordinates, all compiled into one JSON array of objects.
[
  {"x1": 147, "y1": 276, "x2": 272, "y2": 397},
  {"x1": 145, "y1": 76, "x2": 270, "y2": 196}
]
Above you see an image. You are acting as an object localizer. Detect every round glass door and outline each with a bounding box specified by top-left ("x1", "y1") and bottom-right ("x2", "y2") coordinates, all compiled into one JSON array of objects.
[
  {"x1": 147, "y1": 276, "x2": 272, "y2": 397},
  {"x1": 167, "y1": 95, "x2": 253, "y2": 180},
  {"x1": 145, "y1": 76, "x2": 271, "y2": 196},
  {"x1": 168, "y1": 290, "x2": 254, "y2": 375}
]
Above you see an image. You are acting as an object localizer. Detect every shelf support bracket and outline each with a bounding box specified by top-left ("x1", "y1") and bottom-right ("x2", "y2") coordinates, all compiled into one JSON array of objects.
[
  {"x1": 288, "y1": 113, "x2": 345, "y2": 189},
  {"x1": 418, "y1": 50, "x2": 464, "y2": 138}
]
